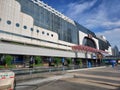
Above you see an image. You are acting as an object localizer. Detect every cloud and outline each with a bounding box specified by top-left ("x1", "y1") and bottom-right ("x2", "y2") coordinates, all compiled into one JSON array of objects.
[
  {"x1": 64, "y1": 0, "x2": 108, "y2": 31},
  {"x1": 84, "y1": 6, "x2": 107, "y2": 29},
  {"x1": 96, "y1": 28, "x2": 120, "y2": 50},
  {"x1": 65, "y1": 0, "x2": 97, "y2": 20},
  {"x1": 102, "y1": 21, "x2": 120, "y2": 28},
  {"x1": 63, "y1": 0, "x2": 120, "y2": 50},
  {"x1": 64, "y1": 0, "x2": 120, "y2": 31}
]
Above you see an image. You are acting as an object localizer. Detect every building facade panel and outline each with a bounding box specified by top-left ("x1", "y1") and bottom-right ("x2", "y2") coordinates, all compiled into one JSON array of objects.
[
  {"x1": 0, "y1": 0, "x2": 112, "y2": 58},
  {"x1": 0, "y1": 42, "x2": 75, "y2": 57},
  {"x1": 79, "y1": 31, "x2": 99, "y2": 49},
  {"x1": 16, "y1": 0, "x2": 79, "y2": 44}
]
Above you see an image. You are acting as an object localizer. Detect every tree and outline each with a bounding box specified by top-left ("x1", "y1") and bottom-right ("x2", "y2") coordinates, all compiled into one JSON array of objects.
[
  {"x1": 4, "y1": 55, "x2": 13, "y2": 66},
  {"x1": 54, "y1": 57, "x2": 61, "y2": 67},
  {"x1": 66, "y1": 58, "x2": 71, "y2": 67},
  {"x1": 79, "y1": 59, "x2": 83, "y2": 67},
  {"x1": 35, "y1": 56, "x2": 42, "y2": 65},
  {"x1": 76, "y1": 59, "x2": 80, "y2": 65}
]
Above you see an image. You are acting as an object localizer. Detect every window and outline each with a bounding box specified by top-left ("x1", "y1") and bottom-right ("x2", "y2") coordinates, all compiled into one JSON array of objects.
[
  {"x1": 30, "y1": 28, "x2": 33, "y2": 31},
  {"x1": 42, "y1": 31, "x2": 45, "y2": 34},
  {"x1": 47, "y1": 33, "x2": 49, "y2": 36},
  {"x1": 7, "y1": 20, "x2": 11, "y2": 25},
  {"x1": 16, "y1": 23, "x2": 20, "y2": 27},
  {"x1": 0, "y1": 18, "x2": 1, "y2": 22},
  {"x1": 23, "y1": 26, "x2": 27, "y2": 29},
  {"x1": 51, "y1": 34, "x2": 53, "y2": 37},
  {"x1": 83, "y1": 37, "x2": 96, "y2": 48},
  {"x1": 37, "y1": 30, "x2": 39, "y2": 33}
]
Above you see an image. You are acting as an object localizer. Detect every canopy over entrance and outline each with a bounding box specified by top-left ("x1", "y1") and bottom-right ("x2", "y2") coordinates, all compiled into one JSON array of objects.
[{"x1": 71, "y1": 45, "x2": 108, "y2": 54}]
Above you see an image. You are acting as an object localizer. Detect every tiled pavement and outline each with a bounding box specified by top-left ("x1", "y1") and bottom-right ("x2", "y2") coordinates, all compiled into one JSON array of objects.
[{"x1": 16, "y1": 66, "x2": 120, "y2": 90}]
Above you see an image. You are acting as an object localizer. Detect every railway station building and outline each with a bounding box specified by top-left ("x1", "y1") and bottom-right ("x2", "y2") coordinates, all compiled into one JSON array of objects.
[{"x1": 0, "y1": 0, "x2": 112, "y2": 67}]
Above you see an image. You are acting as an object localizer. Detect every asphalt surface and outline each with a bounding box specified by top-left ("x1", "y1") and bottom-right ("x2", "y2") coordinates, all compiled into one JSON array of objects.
[{"x1": 16, "y1": 66, "x2": 120, "y2": 90}]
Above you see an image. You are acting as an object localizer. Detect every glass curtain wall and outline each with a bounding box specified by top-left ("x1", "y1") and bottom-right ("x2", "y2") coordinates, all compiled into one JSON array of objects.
[
  {"x1": 98, "y1": 39, "x2": 111, "y2": 50},
  {"x1": 16, "y1": 0, "x2": 79, "y2": 44}
]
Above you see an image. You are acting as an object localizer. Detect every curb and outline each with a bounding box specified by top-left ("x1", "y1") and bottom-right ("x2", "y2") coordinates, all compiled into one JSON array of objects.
[{"x1": 66, "y1": 66, "x2": 106, "y2": 72}]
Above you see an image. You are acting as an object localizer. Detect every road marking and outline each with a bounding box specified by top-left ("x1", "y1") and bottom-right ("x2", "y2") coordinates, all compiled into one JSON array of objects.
[
  {"x1": 73, "y1": 73, "x2": 120, "y2": 81},
  {"x1": 16, "y1": 74, "x2": 73, "y2": 89},
  {"x1": 63, "y1": 78, "x2": 119, "y2": 89}
]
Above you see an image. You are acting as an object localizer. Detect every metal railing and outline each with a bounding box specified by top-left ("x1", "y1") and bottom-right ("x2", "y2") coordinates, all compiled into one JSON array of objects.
[{"x1": 11, "y1": 65, "x2": 102, "y2": 76}]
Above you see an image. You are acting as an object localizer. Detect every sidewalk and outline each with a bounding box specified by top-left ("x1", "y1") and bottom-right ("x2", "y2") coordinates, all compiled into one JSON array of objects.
[
  {"x1": 17, "y1": 67, "x2": 120, "y2": 90},
  {"x1": 16, "y1": 66, "x2": 107, "y2": 81}
]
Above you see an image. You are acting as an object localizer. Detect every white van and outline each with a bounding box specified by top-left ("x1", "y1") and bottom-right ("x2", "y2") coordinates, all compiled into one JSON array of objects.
[{"x1": 0, "y1": 70, "x2": 15, "y2": 90}]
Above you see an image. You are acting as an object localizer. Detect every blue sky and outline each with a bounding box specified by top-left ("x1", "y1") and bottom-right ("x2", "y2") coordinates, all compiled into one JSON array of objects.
[{"x1": 42, "y1": 0, "x2": 120, "y2": 50}]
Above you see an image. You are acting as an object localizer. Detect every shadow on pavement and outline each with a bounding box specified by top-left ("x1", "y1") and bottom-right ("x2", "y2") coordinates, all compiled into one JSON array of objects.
[{"x1": 115, "y1": 87, "x2": 120, "y2": 90}]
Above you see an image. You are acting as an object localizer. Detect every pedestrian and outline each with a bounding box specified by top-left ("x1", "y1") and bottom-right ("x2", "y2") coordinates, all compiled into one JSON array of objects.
[
  {"x1": 49, "y1": 58, "x2": 52, "y2": 66},
  {"x1": 62, "y1": 58, "x2": 65, "y2": 66},
  {"x1": 29, "y1": 57, "x2": 33, "y2": 68},
  {"x1": 112, "y1": 62, "x2": 115, "y2": 68}
]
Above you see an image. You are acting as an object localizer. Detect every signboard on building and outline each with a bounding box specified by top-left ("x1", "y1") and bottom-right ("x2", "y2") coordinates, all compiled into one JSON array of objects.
[
  {"x1": 92, "y1": 53, "x2": 96, "y2": 59},
  {"x1": 88, "y1": 34, "x2": 92, "y2": 39}
]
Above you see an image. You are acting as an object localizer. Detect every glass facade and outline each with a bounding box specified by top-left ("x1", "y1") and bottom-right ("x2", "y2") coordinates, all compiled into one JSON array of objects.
[
  {"x1": 74, "y1": 21, "x2": 96, "y2": 37},
  {"x1": 16, "y1": 0, "x2": 111, "y2": 50},
  {"x1": 98, "y1": 38, "x2": 111, "y2": 50},
  {"x1": 16, "y1": 0, "x2": 78, "y2": 44},
  {"x1": 83, "y1": 37, "x2": 96, "y2": 48}
]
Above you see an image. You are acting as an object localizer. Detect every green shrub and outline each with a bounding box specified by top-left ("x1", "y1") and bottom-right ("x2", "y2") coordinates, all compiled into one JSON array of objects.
[
  {"x1": 54, "y1": 57, "x2": 61, "y2": 66},
  {"x1": 75, "y1": 59, "x2": 82, "y2": 65},
  {"x1": 35, "y1": 56, "x2": 42, "y2": 65},
  {"x1": 76, "y1": 60, "x2": 80, "y2": 65},
  {"x1": 66, "y1": 58, "x2": 71, "y2": 66},
  {"x1": 4, "y1": 55, "x2": 13, "y2": 65},
  {"x1": 79, "y1": 59, "x2": 83, "y2": 67}
]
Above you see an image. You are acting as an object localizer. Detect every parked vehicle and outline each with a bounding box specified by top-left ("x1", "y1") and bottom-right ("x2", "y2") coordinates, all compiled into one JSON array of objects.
[{"x1": 0, "y1": 70, "x2": 15, "y2": 90}]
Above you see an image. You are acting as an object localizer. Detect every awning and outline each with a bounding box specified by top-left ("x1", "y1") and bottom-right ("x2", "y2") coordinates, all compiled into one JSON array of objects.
[{"x1": 71, "y1": 45, "x2": 108, "y2": 54}]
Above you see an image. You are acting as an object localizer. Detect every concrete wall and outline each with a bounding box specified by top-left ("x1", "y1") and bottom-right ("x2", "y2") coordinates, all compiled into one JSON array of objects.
[
  {"x1": 0, "y1": 0, "x2": 75, "y2": 51},
  {"x1": 0, "y1": 42, "x2": 75, "y2": 57},
  {"x1": 0, "y1": 0, "x2": 111, "y2": 58},
  {"x1": 79, "y1": 31, "x2": 99, "y2": 49},
  {"x1": 0, "y1": 42, "x2": 92, "y2": 58}
]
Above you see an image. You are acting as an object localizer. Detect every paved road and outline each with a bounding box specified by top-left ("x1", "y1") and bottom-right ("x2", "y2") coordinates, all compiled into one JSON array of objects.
[{"x1": 16, "y1": 66, "x2": 120, "y2": 90}]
